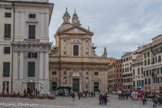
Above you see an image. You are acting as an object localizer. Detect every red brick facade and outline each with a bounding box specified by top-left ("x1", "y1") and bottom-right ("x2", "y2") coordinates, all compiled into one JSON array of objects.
[{"x1": 115, "y1": 59, "x2": 123, "y2": 90}]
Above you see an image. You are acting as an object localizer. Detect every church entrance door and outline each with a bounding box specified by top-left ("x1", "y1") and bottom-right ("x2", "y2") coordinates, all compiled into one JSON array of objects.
[
  {"x1": 27, "y1": 82, "x2": 35, "y2": 95},
  {"x1": 94, "y1": 82, "x2": 99, "y2": 92},
  {"x1": 72, "y1": 78, "x2": 80, "y2": 92}
]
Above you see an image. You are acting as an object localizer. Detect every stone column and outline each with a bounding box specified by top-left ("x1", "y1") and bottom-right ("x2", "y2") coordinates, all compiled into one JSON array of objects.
[
  {"x1": 13, "y1": 52, "x2": 18, "y2": 79},
  {"x1": 40, "y1": 13, "x2": 44, "y2": 38},
  {"x1": 39, "y1": 52, "x2": 44, "y2": 80},
  {"x1": 21, "y1": 12, "x2": 24, "y2": 40},
  {"x1": 45, "y1": 13, "x2": 49, "y2": 38},
  {"x1": 19, "y1": 52, "x2": 24, "y2": 79},
  {"x1": 45, "y1": 52, "x2": 49, "y2": 80}
]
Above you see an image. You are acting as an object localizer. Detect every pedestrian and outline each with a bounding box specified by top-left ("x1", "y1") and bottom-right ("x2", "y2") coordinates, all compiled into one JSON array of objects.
[
  {"x1": 72, "y1": 92, "x2": 75, "y2": 101},
  {"x1": 142, "y1": 95, "x2": 146, "y2": 105},
  {"x1": 126, "y1": 93, "x2": 129, "y2": 100},
  {"x1": 89, "y1": 92, "x2": 91, "y2": 97},
  {"x1": 107, "y1": 94, "x2": 110, "y2": 102},
  {"x1": 153, "y1": 96, "x2": 158, "y2": 108},
  {"x1": 78, "y1": 92, "x2": 80, "y2": 100},
  {"x1": 159, "y1": 96, "x2": 162, "y2": 106},
  {"x1": 99, "y1": 94, "x2": 102, "y2": 104},
  {"x1": 104, "y1": 94, "x2": 107, "y2": 105}
]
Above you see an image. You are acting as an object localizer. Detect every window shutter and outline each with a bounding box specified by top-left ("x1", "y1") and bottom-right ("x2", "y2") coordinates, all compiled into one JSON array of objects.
[
  {"x1": 4, "y1": 24, "x2": 11, "y2": 38},
  {"x1": 3, "y1": 62, "x2": 10, "y2": 76},
  {"x1": 29, "y1": 25, "x2": 35, "y2": 39},
  {"x1": 28, "y1": 62, "x2": 35, "y2": 77}
]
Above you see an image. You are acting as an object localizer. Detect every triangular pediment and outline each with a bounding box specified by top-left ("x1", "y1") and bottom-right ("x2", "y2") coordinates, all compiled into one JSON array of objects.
[
  {"x1": 66, "y1": 28, "x2": 85, "y2": 34},
  {"x1": 61, "y1": 26, "x2": 93, "y2": 35}
]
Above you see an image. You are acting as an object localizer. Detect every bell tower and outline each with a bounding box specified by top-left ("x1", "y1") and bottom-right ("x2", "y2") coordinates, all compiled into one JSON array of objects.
[
  {"x1": 63, "y1": 7, "x2": 71, "y2": 23},
  {"x1": 72, "y1": 9, "x2": 81, "y2": 26}
]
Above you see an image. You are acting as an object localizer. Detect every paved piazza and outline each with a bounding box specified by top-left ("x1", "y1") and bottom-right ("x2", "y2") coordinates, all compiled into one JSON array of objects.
[{"x1": 0, "y1": 95, "x2": 156, "y2": 108}]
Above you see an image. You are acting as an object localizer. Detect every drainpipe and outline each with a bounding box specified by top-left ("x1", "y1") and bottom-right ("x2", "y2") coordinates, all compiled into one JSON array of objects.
[{"x1": 11, "y1": 2, "x2": 15, "y2": 93}]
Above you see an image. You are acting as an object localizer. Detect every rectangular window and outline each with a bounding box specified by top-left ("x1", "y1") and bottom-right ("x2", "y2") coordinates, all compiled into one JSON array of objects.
[
  {"x1": 148, "y1": 59, "x2": 150, "y2": 65},
  {"x1": 3, "y1": 62, "x2": 10, "y2": 77},
  {"x1": 141, "y1": 67, "x2": 143, "y2": 74},
  {"x1": 144, "y1": 53, "x2": 146, "y2": 58},
  {"x1": 73, "y1": 45, "x2": 79, "y2": 56},
  {"x1": 4, "y1": 24, "x2": 11, "y2": 38},
  {"x1": 147, "y1": 52, "x2": 150, "y2": 57},
  {"x1": 158, "y1": 56, "x2": 161, "y2": 62},
  {"x1": 86, "y1": 72, "x2": 88, "y2": 75},
  {"x1": 148, "y1": 78, "x2": 150, "y2": 84},
  {"x1": 5, "y1": 13, "x2": 11, "y2": 18},
  {"x1": 4, "y1": 47, "x2": 10, "y2": 54},
  {"x1": 64, "y1": 51, "x2": 66, "y2": 55},
  {"x1": 28, "y1": 62, "x2": 35, "y2": 77},
  {"x1": 52, "y1": 71, "x2": 57, "y2": 75},
  {"x1": 29, "y1": 25, "x2": 35, "y2": 39},
  {"x1": 64, "y1": 71, "x2": 66, "y2": 75},
  {"x1": 28, "y1": 52, "x2": 37, "y2": 58},
  {"x1": 145, "y1": 79, "x2": 147, "y2": 85},
  {"x1": 29, "y1": 14, "x2": 36, "y2": 18},
  {"x1": 138, "y1": 68, "x2": 140, "y2": 75},
  {"x1": 145, "y1": 60, "x2": 147, "y2": 66},
  {"x1": 63, "y1": 39, "x2": 66, "y2": 42},
  {"x1": 94, "y1": 72, "x2": 98, "y2": 75}
]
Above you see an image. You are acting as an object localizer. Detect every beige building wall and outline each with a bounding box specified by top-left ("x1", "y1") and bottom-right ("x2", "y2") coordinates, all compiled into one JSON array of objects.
[
  {"x1": 107, "y1": 58, "x2": 116, "y2": 91},
  {"x1": 132, "y1": 47, "x2": 144, "y2": 90},
  {"x1": 49, "y1": 9, "x2": 109, "y2": 92},
  {"x1": 0, "y1": 2, "x2": 13, "y2": 94},
  {"x1": 122, "y1": 52, "x2": 134, "y2": 91},
  {"x1": 142, "y1": 35, "x2": 162, "y2": 93}
]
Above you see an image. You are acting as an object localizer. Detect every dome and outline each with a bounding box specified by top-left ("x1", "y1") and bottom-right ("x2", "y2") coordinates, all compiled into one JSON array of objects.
[{"x1": 56, "y1": 23, "x2": 72, "y2": 34}]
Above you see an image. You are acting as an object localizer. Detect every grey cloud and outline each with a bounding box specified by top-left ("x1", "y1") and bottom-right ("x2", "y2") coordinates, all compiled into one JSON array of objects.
[{"x1": 49, "y1": 0, "x2": 162, "y2": 58}]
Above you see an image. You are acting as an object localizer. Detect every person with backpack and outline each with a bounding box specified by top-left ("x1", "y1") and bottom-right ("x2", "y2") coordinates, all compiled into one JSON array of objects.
[{"x1": 99, "y1": 94, "x2": 102, "y2": 104}]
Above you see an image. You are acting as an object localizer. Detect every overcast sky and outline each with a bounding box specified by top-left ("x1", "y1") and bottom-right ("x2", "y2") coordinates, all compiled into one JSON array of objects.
[{"x1": 49, "y1": 0, "x2": 162, "y2": 59}]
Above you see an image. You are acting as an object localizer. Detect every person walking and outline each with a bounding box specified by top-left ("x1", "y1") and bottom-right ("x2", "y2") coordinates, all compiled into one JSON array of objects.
[
  {"x1": 104, "y1": 94, "x2": 107, "y2": 105},
  {"x1": 78, "y1": 92, "x2": 80, "y2": 100},
  {"x1": 72, "y1": 92, "x2": 75, "y2": 101},
  {"x1": 153, "y1": 96, "x2": 158, "y2": 108},
  {"x1": 142, "y1": 95, "x2": 146, "y2": 105},
  {"x1": 99, "y1": 94, "x2": 102, "y2": 105}
]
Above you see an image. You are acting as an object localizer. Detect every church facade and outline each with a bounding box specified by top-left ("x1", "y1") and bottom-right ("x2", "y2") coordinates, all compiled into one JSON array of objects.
[{"x1": 49, "y1": 9, "x2": 109, "y2": 92}]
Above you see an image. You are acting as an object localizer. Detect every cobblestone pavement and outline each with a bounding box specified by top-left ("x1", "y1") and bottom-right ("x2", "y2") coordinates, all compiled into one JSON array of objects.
[{"x1": 0, "y1": 95, "x2": 160, "y2": 108}]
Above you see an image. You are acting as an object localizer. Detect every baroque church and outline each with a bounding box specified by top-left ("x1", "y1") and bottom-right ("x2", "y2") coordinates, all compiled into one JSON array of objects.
[{"x1": 49, "y1": 8, "x2": 109, "y2": 93}]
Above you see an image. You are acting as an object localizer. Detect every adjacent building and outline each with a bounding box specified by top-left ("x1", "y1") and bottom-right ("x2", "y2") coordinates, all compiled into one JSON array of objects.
[
  {"x1": 49, "y1": 9, "x2": 109, "y2": 92},
  {"x1": 115, "y1": 59, "x2": 123, "y2": 90},
  {"x1": 122, "y1": 52, "x2": 134, "y2": 92},
  {"x1": 4, "y1": 0, "x2": 54, "y2": 94},
  {"x1": 142, "y1": 35, "x2": 162, "y2": 93},
  {"x1": 107, "y1": 58, "x2": 116, "y2": 92},
  {"x1": 0, "y1": 1, "x2": 13, "y2": 94},
  {"x1": 132, "y1": 47, "x2": 144, "y2": 90}
]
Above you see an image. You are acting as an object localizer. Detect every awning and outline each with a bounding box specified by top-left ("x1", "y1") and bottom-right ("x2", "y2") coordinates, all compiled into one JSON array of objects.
[{"x1": 144, "y1": 90, "x2": 151, "y2": 93}]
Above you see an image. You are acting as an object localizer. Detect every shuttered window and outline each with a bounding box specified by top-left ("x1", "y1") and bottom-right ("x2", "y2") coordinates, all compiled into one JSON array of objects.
[
  {"x1": 3, "y1": 62, "x2": 10, "y2": 77},
  {"x1": 28, "y1": 62, "x2": 35, "y2": 77},
  {"x1": 29, "y1": 25, "x2": 35, "y2": 39},
  {"x1": 4, "y1": 24, "x2": 11, "y2": 38}
]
